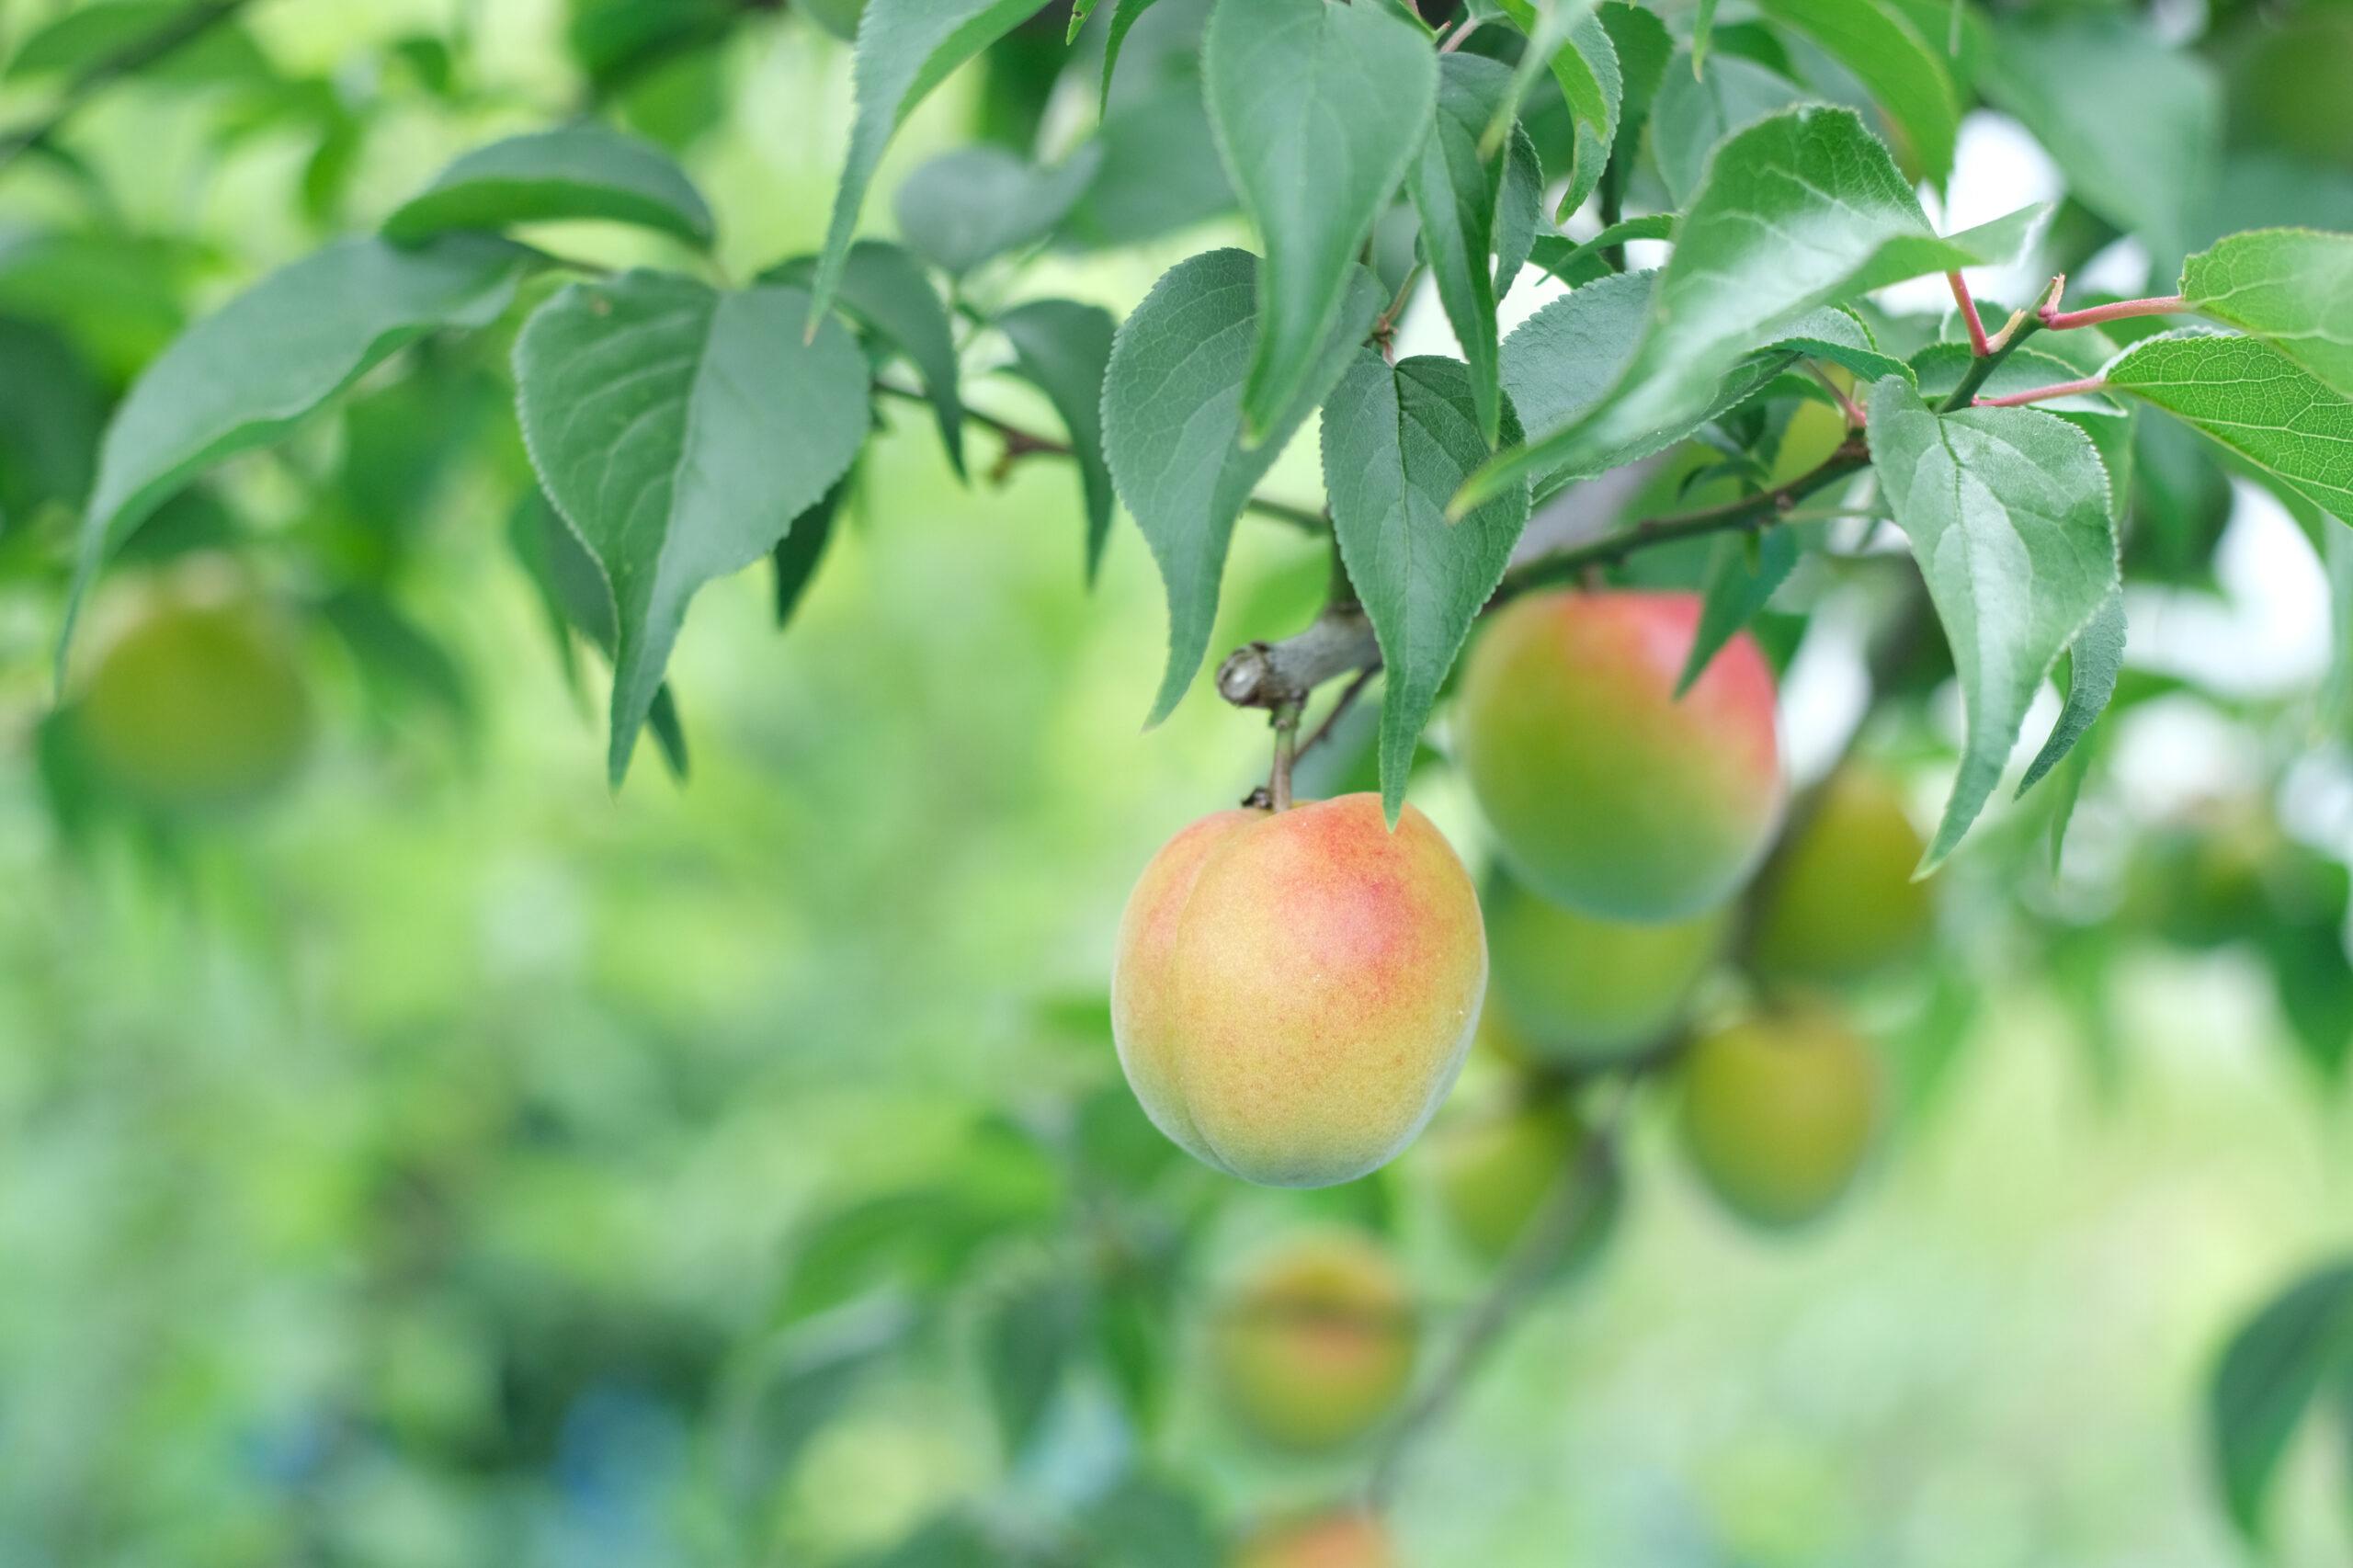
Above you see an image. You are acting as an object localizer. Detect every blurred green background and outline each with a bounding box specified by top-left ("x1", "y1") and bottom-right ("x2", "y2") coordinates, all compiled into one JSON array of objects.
[{"x1": 5, "y1": 0, "x2": 2353, "y2": 1563}]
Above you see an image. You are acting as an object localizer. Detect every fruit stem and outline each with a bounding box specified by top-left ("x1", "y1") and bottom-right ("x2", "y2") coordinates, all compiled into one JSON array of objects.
[{"x1": 1268, "y1": 701, "x2": 1303, "y2": 812}]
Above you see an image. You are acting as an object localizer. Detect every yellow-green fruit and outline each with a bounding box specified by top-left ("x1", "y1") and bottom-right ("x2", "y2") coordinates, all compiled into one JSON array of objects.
[
  {"x1": 1750, "y1": 769, "x2": 1933, "y2": 983},
  {"x1": 1210, "y1": 1234, "x2": 1416, "y2": 1451},
  {"x1": 1430, "y1": 1098, "x2": 1620, "y2": 1273},
  {"x1": 1679, "y1": 1001, "x2": 1880, "y2": 1229},
  {"x1": 1110, "y1": 795, "x2": 1487, "y2": 1187},
  {"x1": 1234, "y1": 1510, "x2": 1392, "y2": 1568},
  {"x1": 1458, "y1": 589, "x2": 1785, "y2": 922},
  {"x1": 78, "y1": 589, "x2": 312, "y2": 813},
  {"x1": 1486, "y1": 869, "x2": 1725, "y2": 1062}
]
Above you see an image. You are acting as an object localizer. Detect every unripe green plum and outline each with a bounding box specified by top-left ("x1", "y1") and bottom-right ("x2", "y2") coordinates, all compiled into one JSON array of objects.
[
  {"x1": 1458, "y1": 589, "x2": 1784, "y2": 922},
  {"x1": 1430, "y1": 1096, "x2": 1620, "y2": 1273},
  {"x1": 1234, "y1": 1510, "x2": 1392, "y2": 1568},
  {"x1": 1210, "y1": 1234, "x2": 1416, "y2": 1452},
  {"x1": 77, "y1": 585, "x2": 313, "y2": 814},
  {"x1": 1486, "y1": 867, "x2": 1725, "y2": 1062},
  {"x1": 1111, "y1": 795, "x2": 1486, "y2": 1187},
  {"x1": 1750, "y1": 768, "x2": 1933, "y2": 983},
  {"x1": 1679, "y1": 1000, "x2": 1880, "y2": 1229}
]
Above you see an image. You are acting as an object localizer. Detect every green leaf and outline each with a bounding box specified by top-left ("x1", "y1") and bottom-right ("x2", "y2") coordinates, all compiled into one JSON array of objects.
[
  {"x1": 1524, "y1": 213, "x2": 1673, "y2": 288},
  {"x1": 2100, "y1": 331, "x2": 2353, "y2": 523},
  {"x1": 2211, "y1": 1261, "x2": 2353, "y2": 1543},
  {"x1": 2017, "y1": 585, "x2": 2124, "y2": 796},
  {"x1": 997, "y1": 298, "x2": 1119, "y2": 583},
  {"x1": 1496, "y1": 1, "x2": 1620, "y2": 217},
  {"x1": 1775, "y1": 304, "x2": 1912, "y2": 384},
  {"x1": 514, "y1": 273, "x2": 870, "y2": 785},
  {"x1": 982, "y1": 1275, "x2": 1083, "y2": 1457},
  {"x1": 1067, "y1": 0, "x2": 1102, "y2": 41},
  {"x1": 381, "y1": 124, "x2": 715, "y2": 249},
  {"x1": 0, "y1": 317, "x2": 100, "y2": 523},
  {"x1": 1102, "y1": 249, "x2": 1383, "y2": 723},
  {"x1": 718, "y1": 1298, "x2": 918, "y2": 1514},
  {"x1": 68, "y1": 233, "x2": 531, "y2": 649},
  {"x1": 766, "y1": 240, "x2": 964, "y2": 478},
  {"x1": 774, "y1": 472, "x2": 851, "y2": 630},
  {"x1": 1598, "y1": 0, "x2": 1673, "y2": 167},
  {"x1": 1494, "y1": 126, "x2": 1544, "y2": 301},
  {"x1": 1062, "y1": 76, "x2": 1237, "y2": 249},
  {"x1": 809, "y1": 0, "x2": 1047, "y2": 325},
  {"x1": 892, "y1": 144, "x2": 1102, "y2": 276},
  {"x1": 1097, "y1": 0, "x2": 1165, "y2": 109},
  {"x1": 1080, "y1": 1479, "x2": 1222, "y2": 1568},
  {"x1": 1497, "y1": 267, "x2": 1652, "y2": 459},
  {"x1": 1865, "y1": 375, "x2": 2118, "y2": 869},
  {"x1": 1203, "y1": 0, "x2": 1437, "y2": 444},
  {"x1": 2181, "y1": 228, "x2": 2353, "y2": 403},
  {"x1": 1754, "y1": 0, "x2": 1958, "y2": 186},
  {"x1": 322, "y1": 588, "x2": 472, "y2": 728},
  {"x1": 1323, "y1": 354, "x2": 1530, "y2": 823},
  {"x1": 1408, "y1": 55, "x2": 1518, "y2": 448},
  {"x1": 1651, "y1": 48, "x2": 1806, "y2": 208},
  {"x1": 1692, "y1": 0, "x2": 1719, "y2": 75},
  {"x1": 1677, "y1": 525, "x2": 1800, "y2": 694},
  {"x1": 1464, "y1": 106, "x2": 2012, "y2": 508},
  {"x1": 1979, "y1": 11, "x2": 2218, "y2": 271}
]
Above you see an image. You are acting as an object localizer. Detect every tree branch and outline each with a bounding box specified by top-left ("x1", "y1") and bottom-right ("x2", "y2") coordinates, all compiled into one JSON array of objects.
[
  {"x1": 1216, "y1": 608, "x2": 1381, "y2": 710},
  {"x1": 0, "y1": 0, "x2": 254, "y2": 175},
  {"x1": 2040, "y1": 293, "x2": 2187, "y2": 332},
  {"x1": 1938, "y1": 277, "x2": 2063, "y2": 413},
  {"x1": 873, "y1": 381, "x2": 1328, "y2": 531},
  {"x1": 1972, "y1": 373, "x2": 2108, "y2": 409}
]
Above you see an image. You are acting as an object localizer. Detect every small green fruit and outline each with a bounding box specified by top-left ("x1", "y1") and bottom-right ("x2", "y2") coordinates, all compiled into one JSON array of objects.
[
  {"x1": 1679, "y1": 999, "x2": 1879, "y2": 1229},
  {"x1": 1750, "y1": 768, "x2": 1933, "y2": 983},
  {"x1": 1486, "y1": 868, "x2": 1725, "y2": 1063},
  {"x1": 1430, "y1": 1096, "x2": 1620, "y2": 1273}
]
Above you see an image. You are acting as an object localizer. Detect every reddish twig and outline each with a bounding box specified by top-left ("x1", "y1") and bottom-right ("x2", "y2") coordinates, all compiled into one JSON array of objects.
[
  {"x1": 1948, "y1": 271, "x2": 1992, "y2": 358},
  {"x1": 1972, "y1": 374, "x2": 2108, "y2": 408},
  {"x1": 2040, "y1": 294, "x2": 2188, "y2": 332}
]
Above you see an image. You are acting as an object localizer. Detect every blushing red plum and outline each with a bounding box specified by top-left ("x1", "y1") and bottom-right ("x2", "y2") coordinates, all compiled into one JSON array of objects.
[
  {"x1": 1457, "y1": 589, "x2": 1784, "y2": 922},
  {"x1": 1111, "y1": 794, "x2": 1486, "y2": 1187}
]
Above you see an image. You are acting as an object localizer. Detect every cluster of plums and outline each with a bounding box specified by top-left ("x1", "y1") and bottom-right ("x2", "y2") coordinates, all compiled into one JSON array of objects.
[{"x1": 1116, "y1": 589, "x2": 1938, "y2": 1561}]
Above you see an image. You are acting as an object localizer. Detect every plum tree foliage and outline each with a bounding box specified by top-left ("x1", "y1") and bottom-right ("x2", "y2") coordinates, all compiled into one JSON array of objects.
[{"x1": 9, "y1": 0, "x2": 2353, "y2": 1554}]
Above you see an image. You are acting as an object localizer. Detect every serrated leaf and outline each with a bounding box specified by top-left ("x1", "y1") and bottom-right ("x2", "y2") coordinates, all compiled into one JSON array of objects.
[
  {"x1": 1494, "y1": 126, "x2": 1543, "y2": 301},
  {"x1": 1408, "y1": 54, "x2": 1518, "y2": 448},
  {"x1": 2100, "y1": 331, "x2": 2353, "y2": 522},
  {"x1": 1496, "y1": 1, "x2": 1619, "y2": 216},
  {"x1": 1497, "y1": 266, "x2": 1651, "y2": 451},
  {"x1": 1979, "y1": 11, "x2": 2218, "y2": 271},
  {"x1": 766, "y1": 240, "x2": 964, "y2": 477},
  {"x1": 1651, "y1": 48, "x2": 1806, "y2": 208},
  {"x1": 381, "y1": 124, "x2": 715, "y2": 249},
  {"x1": 2181, "y1": 229, "x2": 2353, "y2": 403},
  {"x1": 809, "y1": 0, "x2": 1047, "y2": 324},
  {"x1": 1756, "y1": 0, "x2": 1958, "y2": 186},
  {"x1": 1203, "y1": 0, "x2": 1437, "y2": 443},
  {"x1": 774, "y1": 472, "x2": 850, "y2": 629},
  {"x1": 1775, "y1": 303, "x2": 1911, "y2": 383},
  {"x1": 1097, "y1": 0, "x2": 1164, "y2": 109},
  {"x1": 2211, "y1": 1261, "x2": 2353, "y2": 1543},
  {"x1": 892, "y1": 143, "x2": 1103, "y2": 276},
  {"x1": 998, "y1": 298, "x2": 1119, "y2": 582},
  {"x1": 1103, "y1": 250, "x2": 1382, "y2": 723},
  {"x1": 1323, "y1": 354, "x2": 1529, "y2": 823},
  {"x1": 67, "y1": 233, "x2": 532, "y2": 653},
  {"x1": 1464, "y1": 106, "x2": 2013, "y2": 508},
  {"x1": 2017, "y1": 585, "x2": 2123, "y2": 796},
  {"x1": 515, "y1": 273, "x2": 869, "y2": 784},
  {"x1": 1866, "y1": 375, "x2": 2117, "y2": 869},
  {"x1": 1677, "y1": 525, "x2": 1799, "y2": 693}
]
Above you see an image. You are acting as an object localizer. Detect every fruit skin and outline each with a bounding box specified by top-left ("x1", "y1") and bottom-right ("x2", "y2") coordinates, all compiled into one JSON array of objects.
[
  {"x1": 1678, "y1": 999, "x2": 1880, "y2": 1229},
  {"x1": 1485, "y1": 868, "x2": 1725, "y2": 1062},
  {"x1": 1457, "y1": 589, "x2": 1784, "y2": 922},
  {"x1": 77, "y1": 586, "x2": 313, "y2": 813},
  {"x1": 1210, "y1": 1234, "x2": 1415, "y2": 1452},
  {"x1": 1110, "y1": 794, "x2": 1487, "y2": 1188},
  {"x1": 1750, "y1": 768, "x2": 1932, "y2": 983},
  {"x1": 1430, "y1": 1096, "x2": 1620, "y2": 1273},
  {"x1": 1234, "y1": 1509, "x2": 1392, "y2": 1568}
]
